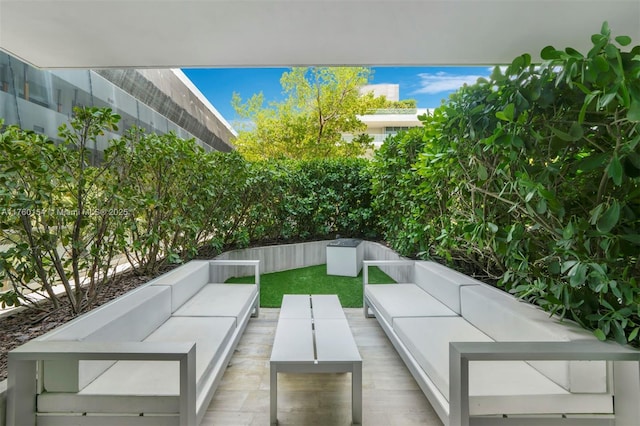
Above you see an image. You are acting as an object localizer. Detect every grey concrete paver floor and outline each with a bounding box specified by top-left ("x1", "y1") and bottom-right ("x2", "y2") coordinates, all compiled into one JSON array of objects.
[{"x1": 202, "y1": 308, "x2": 443, "y2": 426}]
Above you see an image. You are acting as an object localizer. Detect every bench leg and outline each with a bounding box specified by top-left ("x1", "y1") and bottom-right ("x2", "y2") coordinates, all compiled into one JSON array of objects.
[
  {"x1": 363, "y1": 298, "x2": 375, "y2": 318},
  {"x1": 270, "y1": 362, "x2": 278, "y2": 425},
  {"x1": 352, "y1": 361, "x2": 362, "y2": 425},
  {"x1": 7, "y1": 358, "x2": 37, "y2": 426}
]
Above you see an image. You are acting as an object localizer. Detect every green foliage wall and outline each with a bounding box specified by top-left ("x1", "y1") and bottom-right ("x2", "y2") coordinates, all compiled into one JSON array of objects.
[
  {"x1": 371, "y1": 24, "x2": 640, "y2": 344},
  {"x1": 226, "y1": 158, "x2": 376, "y2": 244},
  {"x1": 0, "y1": 108, "x2": 126, "y2": 313},
  {"x1": 0, "y1": 115, "x2": 375, "y2": 313}
]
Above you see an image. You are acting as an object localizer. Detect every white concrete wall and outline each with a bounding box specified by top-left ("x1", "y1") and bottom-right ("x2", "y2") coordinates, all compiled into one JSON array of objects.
[{"x1": 212, "y1": 240, "x2": 333, "y2": 281}]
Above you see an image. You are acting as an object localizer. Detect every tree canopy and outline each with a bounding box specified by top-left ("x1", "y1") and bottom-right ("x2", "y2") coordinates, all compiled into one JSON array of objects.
[{"x1": 232, "y1": 67, "x2": 381, "y2": 160}]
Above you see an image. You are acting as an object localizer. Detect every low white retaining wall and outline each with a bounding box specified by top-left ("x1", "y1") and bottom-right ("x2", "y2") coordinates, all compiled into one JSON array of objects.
[
  {"x1": 213, "y1": 240, "x2": 332, "y2": 278},
  {"x1": 213, "y1": 239, "x2": 410, "y2": 282}
]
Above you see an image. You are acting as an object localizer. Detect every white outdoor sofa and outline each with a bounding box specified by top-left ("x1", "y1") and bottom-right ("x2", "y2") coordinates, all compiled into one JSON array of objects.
[
  {"x1": 6, "y1": 259, "x2": 260, "y2": 426},
  {"x1": 363, "y1": 260, "x2": 640, "y2": 426}
]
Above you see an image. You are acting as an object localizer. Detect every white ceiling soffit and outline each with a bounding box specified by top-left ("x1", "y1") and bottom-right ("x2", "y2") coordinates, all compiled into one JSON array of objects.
[{"x1": 0, "y1": 0, "x2": 639, "y2": 69}]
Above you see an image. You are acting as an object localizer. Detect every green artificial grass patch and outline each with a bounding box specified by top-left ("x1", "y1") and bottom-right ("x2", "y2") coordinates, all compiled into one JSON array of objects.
[{"x1": 225, "y1": 264, "x2": 395, "y2": 308}]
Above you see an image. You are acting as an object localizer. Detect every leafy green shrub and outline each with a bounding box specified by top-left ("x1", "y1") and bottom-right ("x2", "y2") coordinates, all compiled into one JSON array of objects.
[
  {"x1": 0, "y1": 108, "x2": 126, "y2": 313},
  {"x1": 280, "y1": 158, "x2": 375, "y2": 239},
  {"x1": 370, "y1": 127, "x2": 430, "y2": 257},
  {"x1": 114, "y1": 129, "x2": 228, "y2": 273},
  {"x1": 373, "y1": 23, "x2": 640, "y2": 343},
  {"x1": 240, "y1": 158, "x2": 376, "y2": 244}
]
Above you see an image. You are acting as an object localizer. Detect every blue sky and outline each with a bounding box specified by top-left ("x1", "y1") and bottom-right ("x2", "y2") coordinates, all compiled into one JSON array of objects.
[{"x1": 182, "y1": 66, "x2": 492, "y2": 126}]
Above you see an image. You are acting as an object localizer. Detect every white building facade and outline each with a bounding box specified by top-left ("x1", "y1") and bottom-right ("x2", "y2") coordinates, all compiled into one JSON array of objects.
[{"x1": 346, "y1": 84, "x2": 431, "y2": 149}]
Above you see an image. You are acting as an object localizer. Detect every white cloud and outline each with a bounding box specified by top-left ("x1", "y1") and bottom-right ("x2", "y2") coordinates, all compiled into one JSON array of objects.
[{"x1": 411, "y1": 71, "x2": 489, "y2": 95}]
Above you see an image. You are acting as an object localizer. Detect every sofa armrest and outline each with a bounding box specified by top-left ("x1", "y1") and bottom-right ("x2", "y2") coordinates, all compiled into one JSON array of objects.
[
  {"x1": 448, "y1": 340, "x2": 640, "y2": 426},
  {"x1": 362, "y1": 260, "x2": 414, "y2": 286},
  {"x1": 210, "y1": 259, "x2": 260, "y2": 317},
  {"x1": 362, "y1": 260, "x2": 414, "y2": 318},
  {"x1": 7, "y1": 341, "x2": 197, "y2": 426}
]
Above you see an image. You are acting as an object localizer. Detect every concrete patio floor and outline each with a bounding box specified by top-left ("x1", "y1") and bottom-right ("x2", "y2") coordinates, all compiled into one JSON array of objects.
[{"x1": 202, "y1": 308, "x2": 443, "y2": 426}]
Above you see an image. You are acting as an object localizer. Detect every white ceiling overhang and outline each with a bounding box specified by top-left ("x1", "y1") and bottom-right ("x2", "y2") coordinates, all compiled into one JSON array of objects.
[{"x1": 1, "y1": 0, "x2": 639, "y2": 69}]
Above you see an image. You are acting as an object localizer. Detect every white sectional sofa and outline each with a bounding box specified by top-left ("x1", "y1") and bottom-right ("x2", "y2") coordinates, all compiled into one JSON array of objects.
[
  {"x1": 6, "y1": 259, "x2": 260, "y2": 426},
  {"x1": 363, "y1": 260, "x2": 640, "y2": 426}
]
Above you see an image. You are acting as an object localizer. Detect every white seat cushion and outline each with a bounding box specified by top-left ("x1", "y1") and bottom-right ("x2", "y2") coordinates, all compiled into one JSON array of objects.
[
  {"x1": 366, "y1": 283, "x2": 457, "y2": 327},
  {"x1": 393, "y1": 316, "x2": 612, "y2": 415},
  {"x1": 77, "y1": 316, "x2": 235, "y2": 399},
  {"x1": 174, "y1": 283, "x2": 257, "y2": 320}
]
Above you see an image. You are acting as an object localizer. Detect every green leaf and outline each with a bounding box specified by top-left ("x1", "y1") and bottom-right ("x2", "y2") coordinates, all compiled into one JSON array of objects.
[
  {"x1": 549, "y1": 126, "x2": 575, "y2": 142},
  {"x1": 578, "y1": 153, "x2": 607, "y2": 172},
  {"x1": 593, "y1": 55, "x2": 610, "y2": 72},
  {"x1": 561, "y1": 260, "x2": 578, "y2": 273},
  {"x1": 536, "y1": 198, "x2": 547, "y2": 214},
  {"x1": 605, "y1": 44, "x2": 618, "y2": 59},
  {"x1": 607, "y1": 156, "x2": 623, "y2": 185},
  {"x1": 569, "y1": 263, "x2": 587, "y2": 287},
  {"x1": 627, "y1": 100, "x2": 640, "y2": 122},
  {"x1": 477, "y1": 164, "x2": 488, "y2": 181},
  {"x1": 540, "y1": 45, "x2": 560, "y2": 60},
  {"x1": 511, "y1": 135, "x2": 524, "y2": 148},
  {"x1": 596, "y1": 201, "x2": 620, "y2": 233},
  {"x1": 613, "y1": 321, "x2": 627, "y2": 345},
  {"x1": 524, "y1": 191, "x2": 535, "y2": 203},
  {"x1": 593, "y1": 328, "x2": 607, "y2": 341},
  {"x1": 628, "y1": 152, "x2": 640, "y2": 169},
  {"x1": 568, "y1": 122, "x2": 583, "y2": 140},
  {"x1": 598, "y1": 92, "x2": 616, "y2": 109},
  {"x1": 621, "y1": 234, "x2": 640, "y2": 245},
  {"x1": 487, "y1": 222, "x2": 498, "y2": 233},
  {"x1": 589, "y1": 203, "x2": 605, "y2": 225},
  {"x1": 565, "y1": 47, "x2": 583, "y2": 59},
  {"x1": 563, "y1": 221, "x2": 575, "y2": 239},
  {"x1": 496, "y1": 103, "x2": 515, "y2": 122},
  {"x1": 615, "y1": 35, "x2": 632, "y2": 46},
  {"x1": 628, "y1": 327, "x2": 640, "y2": 342}
]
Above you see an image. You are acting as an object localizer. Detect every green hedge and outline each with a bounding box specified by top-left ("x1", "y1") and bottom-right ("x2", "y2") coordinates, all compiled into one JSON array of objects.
[
  {"x1": 0, "y1": 114, "x2": 375, "y2": 313},
  {"x1": 371, "y1": 24, "x2": 640, "y2": 344}
]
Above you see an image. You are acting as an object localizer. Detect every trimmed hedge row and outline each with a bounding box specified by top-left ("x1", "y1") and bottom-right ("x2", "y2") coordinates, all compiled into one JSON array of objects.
[{"x1": 0, "y1": 114, "x2": 375, "y2": 314}]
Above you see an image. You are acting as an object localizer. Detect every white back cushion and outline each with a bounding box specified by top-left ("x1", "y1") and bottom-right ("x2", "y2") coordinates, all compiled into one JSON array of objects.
[
  {"x1": 173, "y1": 284, "x2": 257, "y2": 323},
  {"x1": 151, "y1": 260, "x2": 210, "y2": 312},
  {"x1": 365, "y1": 283, "x2": 457, "y2": 327},
  {"x1": 414, "y1": 261, "x2": 482, "y2": 314}
]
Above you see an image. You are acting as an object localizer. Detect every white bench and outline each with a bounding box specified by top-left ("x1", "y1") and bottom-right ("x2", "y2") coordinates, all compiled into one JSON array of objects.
[
  {"x1": 6, "y1": 259, "x2": 260, "y2": 426},
  {"x1": 269, "y1": 294, "x2": 362, "y2": 425},
  {"x1": 363, "y1": 260, "x2": 640, "y2": 426}
]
